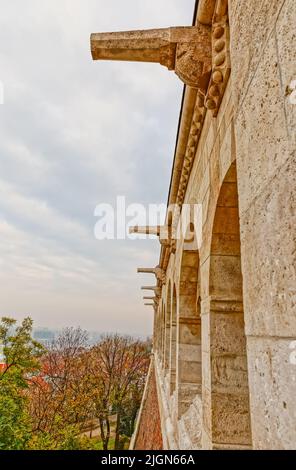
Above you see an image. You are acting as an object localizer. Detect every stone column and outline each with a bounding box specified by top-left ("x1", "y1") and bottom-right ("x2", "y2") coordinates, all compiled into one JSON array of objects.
[
  {"x1": 169, "y1": 287, "x2": 177, "y2": 394},
  {"x1": 176, "y1": 250, "x2": 201, "y2": 418},
  {"x1": 229, "y1": 0, "x2": 296, "y2": 449}
]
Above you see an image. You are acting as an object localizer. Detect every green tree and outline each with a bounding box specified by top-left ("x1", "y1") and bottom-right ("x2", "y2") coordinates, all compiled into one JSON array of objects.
[{"x1": 0, "y1": 317, "x2": 44, "y2": 450}]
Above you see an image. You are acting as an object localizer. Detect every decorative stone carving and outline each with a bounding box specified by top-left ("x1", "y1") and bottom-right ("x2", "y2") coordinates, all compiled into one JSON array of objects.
[
  {"x1": 130, "y1": 225, "x2": 175, "y2": 252},
  {"x1": 176, "y1": 96, "x2": 207, "y2": 206},
  {"x1": 141, "y1": 286, "x2": 161, "y2": 297},
  {"x1": 129, "y1": 226, "x2": 159, "y2": 235},
  {"x1": 205, "y1": 12, "x2": 231, "y2": 116},
  {"x1": 174, "y1": 42, "x2": 211, "y2": 90},
  {"x1": 174, "y1": 1, "x2": 231, "y2": 211},
  {"x1": 137, "y1": 266, "x2": 166, "y2": 284},
  {"x1": 91, "y1": 26, "x2": 212, "y2": 90},
  {"x1": 143, "y1": 296, "x2": 158, "y2": 302},
  {"x1": 197, "y1": 0, "x2": 216, "y2": 25}
]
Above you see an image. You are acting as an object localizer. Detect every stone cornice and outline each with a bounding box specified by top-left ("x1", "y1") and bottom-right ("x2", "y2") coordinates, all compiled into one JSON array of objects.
[{"x1": 159, "y1": 0, "x2": 231, "y2": 275}]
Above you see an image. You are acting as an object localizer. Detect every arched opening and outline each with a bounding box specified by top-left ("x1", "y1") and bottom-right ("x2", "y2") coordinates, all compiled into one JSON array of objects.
[
  {"x1": 208, "y1": 161, "x2": 252, "y2": 448},
  {"x1": 155, "y1": 304, "x2": 161, "y2": 354},
  {"x1": 177, "y1": 248, "x2": 201, "y2": 418},
  {"x1": 161, "y1": 302, "x2": 166, "y2": 367},
  {"x1": 164, "y1": 282, "x2": 171, "y2": 373},
  {"x1": 169, "y1": 284, "x2": 177, "y2": 394}
]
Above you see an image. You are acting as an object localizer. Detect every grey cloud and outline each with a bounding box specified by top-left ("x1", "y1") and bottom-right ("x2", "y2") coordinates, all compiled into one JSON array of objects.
[{"x1": 0, "y1": 0, "x2": 195, "y2": 334}]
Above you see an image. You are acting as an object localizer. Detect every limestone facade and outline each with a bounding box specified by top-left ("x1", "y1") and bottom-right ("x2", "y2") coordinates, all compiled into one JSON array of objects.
[{"x1": 91, "y1": 0, "x2": 296, "y2": 449}]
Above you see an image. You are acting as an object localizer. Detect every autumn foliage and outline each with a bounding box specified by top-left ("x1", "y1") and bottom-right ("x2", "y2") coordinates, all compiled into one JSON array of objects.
[{"x1": 0, "y1": 317, "x2": 151, "y2": 450}]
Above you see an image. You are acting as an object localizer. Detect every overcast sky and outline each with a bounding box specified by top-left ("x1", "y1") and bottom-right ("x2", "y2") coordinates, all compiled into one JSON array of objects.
[{"x1": 0, "y1": 0, "x2": 195, "y2": 335}]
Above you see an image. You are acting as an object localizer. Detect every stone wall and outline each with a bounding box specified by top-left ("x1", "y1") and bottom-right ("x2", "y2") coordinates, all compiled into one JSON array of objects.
[
  {"x1": 229, "y1": 0, "x2": 296, "y2": 449},
  {"x1": 128, "y1": 0, "x2": 296, "y2": 450},
  {"x1": 152, "y1": 0, "x2": 295, "y2": 450},
  {"x1": 132, "y1": 361, "x2": 163, "y2": 450}
]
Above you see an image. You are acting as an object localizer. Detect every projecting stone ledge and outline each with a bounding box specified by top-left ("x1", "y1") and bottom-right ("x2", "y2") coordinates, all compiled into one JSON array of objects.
[{"x1": 90, "y1": 26, "x2": 212, "y2": 90}]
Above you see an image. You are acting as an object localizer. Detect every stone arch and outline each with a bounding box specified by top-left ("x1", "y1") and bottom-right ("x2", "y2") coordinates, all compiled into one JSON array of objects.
[
  {"x1": 169, "y1": 283, "x2": 177, "y2": 394},
  {"x1": 158, "y1": 301, "x2": 164, "y2": 365},
  {"x1": 177, "y1": 247, "x2": 201, "y2": 418},
  {"x1": 154, "y1": 302, "x2": 161, "y2": 355},
  {"x1": 164, "y1": 282, "x2": 171, "y2": 372},
  {"x1": 207, "y1": 161, "x2": 252, "y2": 449}
]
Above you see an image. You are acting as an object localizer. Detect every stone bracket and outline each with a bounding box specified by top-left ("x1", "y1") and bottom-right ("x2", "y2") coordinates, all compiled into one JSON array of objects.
[
  {"x1": 91, "y1": 25, "x2": 212, "y2": 90},
  {"x1": 130, "y1": 225, "x2": 176, "y2": 254},
  {"x1": 141, "y1": 286, "x2": 161, "y2": 297},
  {"x1": 138, "y1": 266, "x2": 166, "y2": 285}
]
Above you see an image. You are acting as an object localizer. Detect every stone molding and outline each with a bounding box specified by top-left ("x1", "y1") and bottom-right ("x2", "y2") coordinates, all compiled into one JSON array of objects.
[{"x1": 159, "y1": 1, "x2": 231, "y2": 276}]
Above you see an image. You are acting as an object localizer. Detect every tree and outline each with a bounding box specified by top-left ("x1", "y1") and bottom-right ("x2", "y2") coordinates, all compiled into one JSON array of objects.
[
  {"x1": 91, "y1": 335, "x2": 151, "y2": 450},
  {"x1": 0, "y1": 317, "x2": 44, "y2": 450},
  {"x1": 28, "y1": 327, "x2": 93, "y2": 447},
  {"x1": 110, "y1": 336, "x2": 150, "y2": 449},
  {"x1": 0, "y1": 319, "x2": 151, "y2": 450},
  {"x1": 26, "y1": 328, "x2": 151, "y2": 450}
]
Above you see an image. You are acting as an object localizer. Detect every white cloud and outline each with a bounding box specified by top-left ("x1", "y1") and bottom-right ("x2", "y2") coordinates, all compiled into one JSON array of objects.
[{"x1": 0, "y1": 0, "x2": 195, "y2": 334}]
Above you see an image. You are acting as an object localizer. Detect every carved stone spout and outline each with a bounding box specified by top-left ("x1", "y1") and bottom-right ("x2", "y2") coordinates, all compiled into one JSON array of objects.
[
  {"x1": 91, "y1": 26, "x2": 212, "y2": 90},
  {"x1": 137, "y1": 266, "x2": 166, "y2": 284},
  {"x1": 141, "y1": 286, "x2": 161, "y2": 297}
]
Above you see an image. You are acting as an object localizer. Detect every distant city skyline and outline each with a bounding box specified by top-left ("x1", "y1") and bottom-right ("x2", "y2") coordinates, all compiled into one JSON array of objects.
[{"x1": 32, "y1": 326, "x2": 149, "y2": 341}]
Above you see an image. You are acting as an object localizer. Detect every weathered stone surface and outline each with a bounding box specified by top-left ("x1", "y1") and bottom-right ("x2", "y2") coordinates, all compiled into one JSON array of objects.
[
  {"x1": 201, "y1": 355, "x2": 210, "y2": 396},
  {"x1": 235, "y1": 33, "x2": 290, "y2": 214},
  {"x1": 210, "y1": 312, "x2": 248, "y2": 357},
  {"x1": 209, "y1": 254, "x2": 242, "y2": 298},
  {"x1": 178, "y1": 394, "x2": 203, "y2": 449},
  {"x1": 212, "y1": 207, "x2": 240, "y2": 234},
  {"x1": 197, "y1": 0, "x2": 216, "y2": 25},
  {"x1": 211, "y1": 233, "x2": 241, "y2": 256},
  {"x1": 91, "y1": 26, "x2": 212, "y2": 89},
  {"x1": 200, "y1": 258, "x2": 210, "y2": 305},
  {"x1": 240, "y1": 154, "x2": 296, "y2": 338},
  {"x1": 211, "y1": 392, "x2": 252, "y2": 445},
  {"x1": 211, "y1": 355, "x2": 249, "y2": 393},
  {"x1": 275, "y1": 0, "x2": 296, "y2": 147},
  {"x1": 202, "y1": 386, "x2": 212, "y2": 445},
  {"x1": 247, "y1": 336, "x2": 296, "y2": 449},
  {"x1": 229, "y1": 0, "x2": 286, "y2": 106},
  {"x1": 179, "y1": 360, "x2": 202, "y2": 384}
]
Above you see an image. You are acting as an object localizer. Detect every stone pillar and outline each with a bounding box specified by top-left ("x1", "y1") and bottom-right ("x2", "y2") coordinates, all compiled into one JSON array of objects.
[
  {"x1": 161, "y1": 303, "x2": 166, "y2": 368},
  {"x1": 164, "y1": 293, "x2": 171, "y2": 373},
  {"x1": 203, "y1": 162, "x2": 252, "y2": 449},
  {"x1": 177, "y1": 250, "x2": 201, "y2": 418},
  {"x1": 177, "y1": 315, "x2": 202, "y2": 418},
  {"x1": 169, "y1": 286, "x2": 177, "y2": 394},
  {"x1": 229, "y1": 0, "x2": 296, "y2": 449}
]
